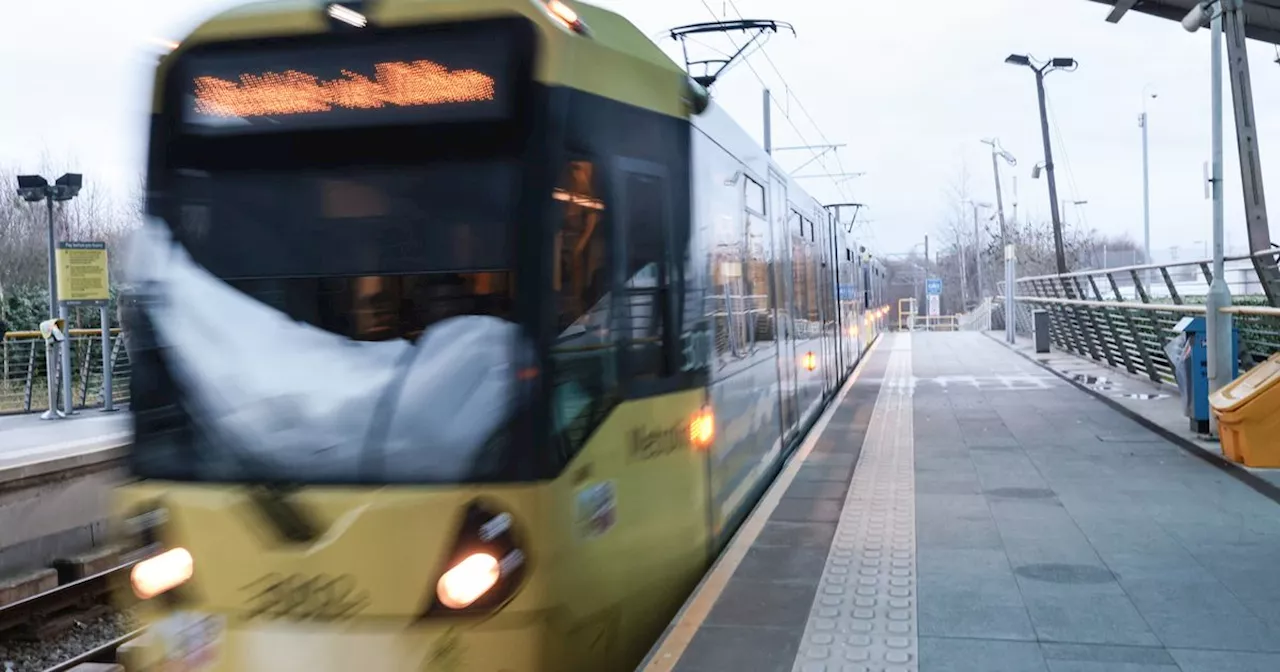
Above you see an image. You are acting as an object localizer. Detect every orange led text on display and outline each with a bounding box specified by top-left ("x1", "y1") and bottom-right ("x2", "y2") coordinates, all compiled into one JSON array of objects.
[{"x1": 193, "y1": 59, "x2": 496, "y2": 118}]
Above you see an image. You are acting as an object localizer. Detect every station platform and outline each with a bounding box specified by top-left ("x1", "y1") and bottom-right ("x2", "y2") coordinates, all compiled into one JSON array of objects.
[
  {"x1": 643, "y1": 331, "x2": 1280, "y2": 672},
  {"x1": 0, "y1": 409, "x2": 129, "y2": 482}
]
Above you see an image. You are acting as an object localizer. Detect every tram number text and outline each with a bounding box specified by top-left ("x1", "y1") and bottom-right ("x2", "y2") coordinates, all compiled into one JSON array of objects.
[{"x1": 241, "y1": 573, "x2": 368, "y2": 622}]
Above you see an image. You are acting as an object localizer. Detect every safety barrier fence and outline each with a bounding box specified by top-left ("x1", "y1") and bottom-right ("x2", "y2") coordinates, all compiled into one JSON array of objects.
[
  {"x1": 0, "y1": 329, "x2": 131, "y2": 415},
  {"x1": 995, "y1": 249, "x2": 1280, "y2": 385}
]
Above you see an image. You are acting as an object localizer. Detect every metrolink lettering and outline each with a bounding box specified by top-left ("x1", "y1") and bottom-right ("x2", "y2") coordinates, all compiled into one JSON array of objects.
[{"x1": 629, "y1": 423, "x2": 687, "y2": 461}]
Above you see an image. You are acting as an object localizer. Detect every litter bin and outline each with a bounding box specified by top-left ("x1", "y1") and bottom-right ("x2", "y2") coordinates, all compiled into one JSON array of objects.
[
  {"x1": 1165, "y1": 316, "x2": 1238, "y2": 435},
  {"x1": 1033, "y1": 310, "x2": 1050, "y2": 353},
  {"x1": 1164, "y1": 322, "x2": 1194, "y2": 423},
  {"x1": 1211, "y1": 352, "x2": 1280, "y2": 467}
]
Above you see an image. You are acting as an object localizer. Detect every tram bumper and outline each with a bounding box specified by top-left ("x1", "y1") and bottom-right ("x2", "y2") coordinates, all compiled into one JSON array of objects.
[{"x1": 119, "y1": 612, "x2": 550, "y2": 672}]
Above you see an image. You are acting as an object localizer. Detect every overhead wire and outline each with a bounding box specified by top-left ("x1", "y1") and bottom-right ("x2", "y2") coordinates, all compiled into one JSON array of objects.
[
  {"x1": 723, "y1": 0, "x2": 856, "y2": 199},
  {"x1": 694, "y1": 0, "x2": 868, "y2": 240},
  {"x1": 1043, "y1": 90, "x2": 1091, "y2": 234}
]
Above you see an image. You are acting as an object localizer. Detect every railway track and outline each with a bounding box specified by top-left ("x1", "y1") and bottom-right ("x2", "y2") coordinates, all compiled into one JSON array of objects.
[
  {"x1": 0, "y1": 564, "x2": 131, "y2": 640},
  {"x1": 0, "y1": 563, "x2": 137, "y2": 672},
  {"x1": 38, "y1": 629, "x2": 142, "y2": 672}
]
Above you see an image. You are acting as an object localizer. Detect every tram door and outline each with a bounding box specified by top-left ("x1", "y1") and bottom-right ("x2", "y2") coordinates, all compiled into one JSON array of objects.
[
  {"x1": 768, "y1": 169, "x2": 799, "y2": 441},
  {"x1": 818, "y1": 214, "x2": 838, "y2": 394}
]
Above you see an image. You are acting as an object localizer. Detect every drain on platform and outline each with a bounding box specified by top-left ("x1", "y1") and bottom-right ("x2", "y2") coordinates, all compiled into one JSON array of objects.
[
  {"x1": 1071, "y1": 374, "x2": 1117, "y2": 390},
  {"x1": 1015, "y1": 563, "x2": 1117, "y2": 585},
  {"x1": 985, "y1": 487, "x2": 1057, "y2": 500},
  {"x1": 1116, "y1": 392, "x2": 1169, "y2": 400}
]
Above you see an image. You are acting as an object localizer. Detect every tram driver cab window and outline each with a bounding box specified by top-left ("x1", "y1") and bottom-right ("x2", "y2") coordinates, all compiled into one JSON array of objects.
[{"x1": 550, "y1": 158, "x2": 616, "y2": 464}]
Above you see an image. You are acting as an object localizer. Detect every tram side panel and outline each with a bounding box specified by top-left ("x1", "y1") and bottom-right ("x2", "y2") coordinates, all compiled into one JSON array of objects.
[
  {"x1": 540, "y1": 87, "x2": 723, "y2": 669},
  {"x1": 835, "y1": 225, "x2": 862, "y2": 370},
  {"x1": 691, "y1": 127, "x2": 787, "y2": 547}
]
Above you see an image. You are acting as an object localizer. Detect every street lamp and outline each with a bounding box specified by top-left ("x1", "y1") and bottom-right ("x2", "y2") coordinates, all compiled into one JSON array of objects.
[
  {"x1": 15, "y1": 172, "x2": 82, "y2": 419},
  {"x1": 1006, "y1": 53, "x2": 1077, "y2": 274}
]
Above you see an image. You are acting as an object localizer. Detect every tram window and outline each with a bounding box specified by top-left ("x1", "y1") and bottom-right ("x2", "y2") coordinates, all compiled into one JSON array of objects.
[
  {"x1": 553, "y1": 160, "x2": 609, "y2": 332},
  {"x1": 744, "y1": 177, "x2": 765, "y2": 216},
  {"x1": 549, "y1": 158, "x2": 617, "y2": 464},
  {"x1": 619, "y1": 171, "x2": 674, "y2": 384},
  {"x1": 229, "y1": 273, "x2": 514, "y2": 343}
]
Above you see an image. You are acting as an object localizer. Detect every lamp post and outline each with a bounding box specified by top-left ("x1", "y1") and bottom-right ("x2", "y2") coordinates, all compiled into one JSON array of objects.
[
  {"x1": 981, "y1": 139, "x2": 1017, "y2": 342},
  {"x1": 15, "y1": 173, "x2": 83, "y2": 420},
  {"x1": 964, "y1": 199, "x2": 992, "y2": 304},
  {"x1": 1205, "y1": 3, "x2": 1233, "y2": 426},
  {"x1": 1006, "y1": 53, "x2": 1077, "y2": 274},
  {"x1": 1139, "y1": 84, "x2": 1157, "y2": 276}
]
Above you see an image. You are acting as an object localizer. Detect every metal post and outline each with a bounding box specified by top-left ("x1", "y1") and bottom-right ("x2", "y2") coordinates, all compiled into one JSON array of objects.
[
  {"x1": 1206, "y1": 8, "x2": 1234, "y2": 435},
  {"x1": 763, "y1": 88, "x2": 772, "y2": 155},
  {"x1": 967, "y1": 202, "x2": 977, "y2": 300},
  {"x1": 1140, "y1": 110, "x2": 1152, "y2": 281},
  {"x1": 1011, "y1": 175, "x2": 1018, "y2": 224},
  {"x1": 958, "y1": 232, "x2": 969, "y2": 309},
  {"x1": 1219, "y1": 0, "x2": 1277, "y2": 301},
  {"x1": 988, "y1": 147, "x2": 1014, "y2": 342},
  {"x1": 1035, "y1": 70, "x2": 1067, "y2": 274},
  {"x1": 59, "y1": 303, "x2": 74, "y2": 415},
  {"x1": 1006, "y1": 244, "x2": 1017, "y2": 341},
  {"x1": 100, "y1": 304, "x2": 114, "y2": 412},
  {"x1": 41, "y1": 195, "x2": 61, "y2": 420},
  {"x1": 46, "y1": 196, "x2": 58, "y2": 315}
]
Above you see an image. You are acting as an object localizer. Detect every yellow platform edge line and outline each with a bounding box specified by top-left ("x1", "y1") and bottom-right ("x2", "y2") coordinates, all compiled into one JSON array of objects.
[{"x1": 639, "y1": 335, "x2": 883, "y2": 671}]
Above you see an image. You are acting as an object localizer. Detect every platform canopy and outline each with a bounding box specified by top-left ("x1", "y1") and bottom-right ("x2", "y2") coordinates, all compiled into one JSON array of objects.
[{"x1": 1087, "y1": 0, "x2": 1280, "y2": 44}]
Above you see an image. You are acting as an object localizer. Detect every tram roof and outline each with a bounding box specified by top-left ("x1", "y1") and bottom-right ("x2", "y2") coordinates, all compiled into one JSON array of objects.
[{"x1": 155, "y1": 0, "x2": 691, "y2": 118}]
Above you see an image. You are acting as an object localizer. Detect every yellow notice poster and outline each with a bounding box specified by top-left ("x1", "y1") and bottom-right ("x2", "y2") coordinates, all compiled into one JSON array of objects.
[{"x1": 56, "y1": 241, "x2": 110, "y2": 306}]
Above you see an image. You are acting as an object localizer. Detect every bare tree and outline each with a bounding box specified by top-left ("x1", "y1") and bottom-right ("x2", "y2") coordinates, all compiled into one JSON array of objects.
[{"x1": 934, "y1": 163, "x2": 1144, "y2": 314}]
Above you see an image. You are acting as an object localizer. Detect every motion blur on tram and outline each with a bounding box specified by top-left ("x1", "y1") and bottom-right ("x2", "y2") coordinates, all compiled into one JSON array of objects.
[{"x1": 109, "y1": 0, "x2": 889, "y2": 670}]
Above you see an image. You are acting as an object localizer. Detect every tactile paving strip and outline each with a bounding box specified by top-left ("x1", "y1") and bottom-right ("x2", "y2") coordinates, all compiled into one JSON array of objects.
[{"x1": 792, "y1": 334, "x2": 917, "y2": 672}]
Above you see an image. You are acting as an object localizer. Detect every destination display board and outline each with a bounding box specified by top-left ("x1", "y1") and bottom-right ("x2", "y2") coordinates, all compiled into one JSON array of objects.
[
  {"x1": 56, "y1": 241, "x2": 110, "y2": 306},
  {"x1": 179, "y1": 30, "x2": 516, "y2": 135}
]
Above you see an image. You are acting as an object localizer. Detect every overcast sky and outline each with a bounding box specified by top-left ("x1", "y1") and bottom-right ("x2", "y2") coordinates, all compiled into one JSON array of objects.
[{"x1": 3, "y1": 0, "x2": 1280, "y2": 261}]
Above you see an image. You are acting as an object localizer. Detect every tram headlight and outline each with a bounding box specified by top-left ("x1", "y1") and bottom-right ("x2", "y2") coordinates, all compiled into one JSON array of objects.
[
  {"x1": 803, "y1": 351, "x2": 817, "y2": 371},
  {"x1": 427, "y1": 502, "x2": 528, "y2": 615},
  {"x1": 130, "y1": 547, "x2": 194, "y2": 600},
  {"x1": 437, "y1": 553, "x2": 500, "y2": 609}
]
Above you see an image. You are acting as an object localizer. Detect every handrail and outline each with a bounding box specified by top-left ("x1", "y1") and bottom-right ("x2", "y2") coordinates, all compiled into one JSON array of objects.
[
  {"x1": 1008, "y1": 295, "x2": 1208, "y2": 313},
  {"x1": 1016, "y1": 247, "x2": 1279, "y2": 283},
  {"x1": 1003, "y1": 294, "x2": 1280, "y2": 318},
  {"x1": 2, "y1": 329, "x2": 130, "y2": 415},
  {"x1": 4, "y1": 328, "x2": 123, "y2": 339}
]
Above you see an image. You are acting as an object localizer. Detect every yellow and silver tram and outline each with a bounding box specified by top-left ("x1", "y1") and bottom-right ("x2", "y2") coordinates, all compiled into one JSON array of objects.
[{"x1": 111, "y1": 1, "x2": 889, "y2": 670}]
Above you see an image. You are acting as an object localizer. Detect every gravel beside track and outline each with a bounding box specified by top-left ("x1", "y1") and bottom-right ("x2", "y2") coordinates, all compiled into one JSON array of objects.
[{"x1": 0, "y1": 610, "x2": 135, "y2": 672}]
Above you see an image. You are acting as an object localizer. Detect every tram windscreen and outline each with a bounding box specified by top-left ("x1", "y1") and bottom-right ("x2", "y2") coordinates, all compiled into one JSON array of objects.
[
  {"x1": 125, "y1": 160, "x2": 533, "y2": 484},
  {"x1": 173, "y1": 162, "x2": 514, "y2": 280},
  {"x1": 179, "y1": 29, "x2": 516, "y2": 135}
]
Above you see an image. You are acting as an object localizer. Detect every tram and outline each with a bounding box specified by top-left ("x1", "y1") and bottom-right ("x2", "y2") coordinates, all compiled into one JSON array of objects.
[{"x1": 110, "y1": 1, "x2": 889, "y2": 670}]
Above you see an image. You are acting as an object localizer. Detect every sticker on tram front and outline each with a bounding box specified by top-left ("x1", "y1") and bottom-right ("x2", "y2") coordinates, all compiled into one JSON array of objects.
[
  {"x1": 152, "y1": 611, "x2": 225, "y2": 670},
  {"x1": 574, "y1": 480, "x2": 616, "y2": 540}
]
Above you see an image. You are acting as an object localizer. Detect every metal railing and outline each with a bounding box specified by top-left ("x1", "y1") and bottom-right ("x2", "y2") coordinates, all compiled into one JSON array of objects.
[
  {"x1": 994, "y1": 249, "x2": 1280, "y2": 385},
  {"x1": 1, "y1": 329, "x2": 131, "y2": 415},
  {"x1": 957, "y1": 298, "x2": 995, "y2": 332}
]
